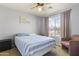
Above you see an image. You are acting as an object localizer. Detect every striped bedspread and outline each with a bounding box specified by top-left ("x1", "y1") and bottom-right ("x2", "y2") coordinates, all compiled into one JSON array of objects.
[{"x1": 15, "y1": 35, "x2": 56, "y2": 56}]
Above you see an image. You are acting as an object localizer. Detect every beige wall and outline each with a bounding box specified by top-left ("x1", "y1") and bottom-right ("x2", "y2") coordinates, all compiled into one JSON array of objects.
[
  {"x1": 70, "y1": 5, "x2": 79, "y2": 36},
  {"x1": 0, "y1": 6, "x2": 43, "y2": 40}
]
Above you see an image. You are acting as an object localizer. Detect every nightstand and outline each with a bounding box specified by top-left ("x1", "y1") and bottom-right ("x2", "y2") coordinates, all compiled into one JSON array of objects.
[{"x1": 0, "y1": 39, "x2": 12, "y2": 52}]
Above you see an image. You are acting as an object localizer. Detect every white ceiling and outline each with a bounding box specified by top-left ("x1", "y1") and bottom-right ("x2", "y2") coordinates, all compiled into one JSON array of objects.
[{"x1": 0, "y1": 3, "x2": 79, "y2": 17}]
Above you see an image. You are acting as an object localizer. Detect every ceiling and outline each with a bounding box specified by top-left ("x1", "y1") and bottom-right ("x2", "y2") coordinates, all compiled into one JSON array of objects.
[{"x1": 0, "y1": 3, "x2": 79, "y2": 17}]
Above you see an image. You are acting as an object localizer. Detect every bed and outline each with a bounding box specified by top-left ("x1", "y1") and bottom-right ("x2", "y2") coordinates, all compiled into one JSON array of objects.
[{"x1": 14, "y1": 33, "x2": 56, "y2": 56}]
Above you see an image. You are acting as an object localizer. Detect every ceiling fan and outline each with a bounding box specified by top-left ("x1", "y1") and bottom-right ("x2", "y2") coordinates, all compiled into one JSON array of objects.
[{"x1": 31, "y1": 3, "x2": 53, "y2": 12}]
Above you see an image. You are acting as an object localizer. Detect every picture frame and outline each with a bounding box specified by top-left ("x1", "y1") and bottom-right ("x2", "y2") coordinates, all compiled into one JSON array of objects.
[{"x1": 19, "y1": 16, "x2": 30, "y2": 24}]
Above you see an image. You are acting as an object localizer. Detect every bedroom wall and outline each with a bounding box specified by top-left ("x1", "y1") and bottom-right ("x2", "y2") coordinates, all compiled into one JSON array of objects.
[
  {"x1": 70, "y1": 5, "x2": 79, "y2": 36},
  {"x1": 0, "y1": 5, "x2": 43, "y2": 40}
]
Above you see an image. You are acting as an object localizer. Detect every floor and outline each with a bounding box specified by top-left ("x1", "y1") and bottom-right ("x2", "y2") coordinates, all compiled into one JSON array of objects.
[{"x1": 0, "y1": 46, "x2": 69, "y2": 56}]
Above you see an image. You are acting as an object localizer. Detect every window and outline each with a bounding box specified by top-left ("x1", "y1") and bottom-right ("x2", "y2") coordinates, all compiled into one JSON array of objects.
[{"x1": 49, "y1": 14, "x2": 61, "y2": 38}]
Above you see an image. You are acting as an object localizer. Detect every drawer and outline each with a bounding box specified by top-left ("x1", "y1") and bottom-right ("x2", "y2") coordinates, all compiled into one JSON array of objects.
[
  {"x1": 0, "y1": 39, "x2": 11, "y2": 44},
  {"x1": 0, "y1": 45, "x2": 11, "y2": 51}
]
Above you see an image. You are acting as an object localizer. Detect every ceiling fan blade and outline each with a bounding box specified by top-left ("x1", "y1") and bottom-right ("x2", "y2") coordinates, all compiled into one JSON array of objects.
[
  {"x1": 31, "y1": 6, "x2": 37, "y2": 9},
  {"x1": 31, "y1": 3, "x2": 38, "y2": 9}
]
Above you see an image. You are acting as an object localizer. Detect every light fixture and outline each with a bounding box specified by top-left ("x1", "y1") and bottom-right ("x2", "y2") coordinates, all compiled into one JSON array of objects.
[
  {"x1": 36, "y1": 3, "x2": 44, "y2": 12},
  {"x1": 37, "y1": 5, "x2": 43, "y2": 12}
]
